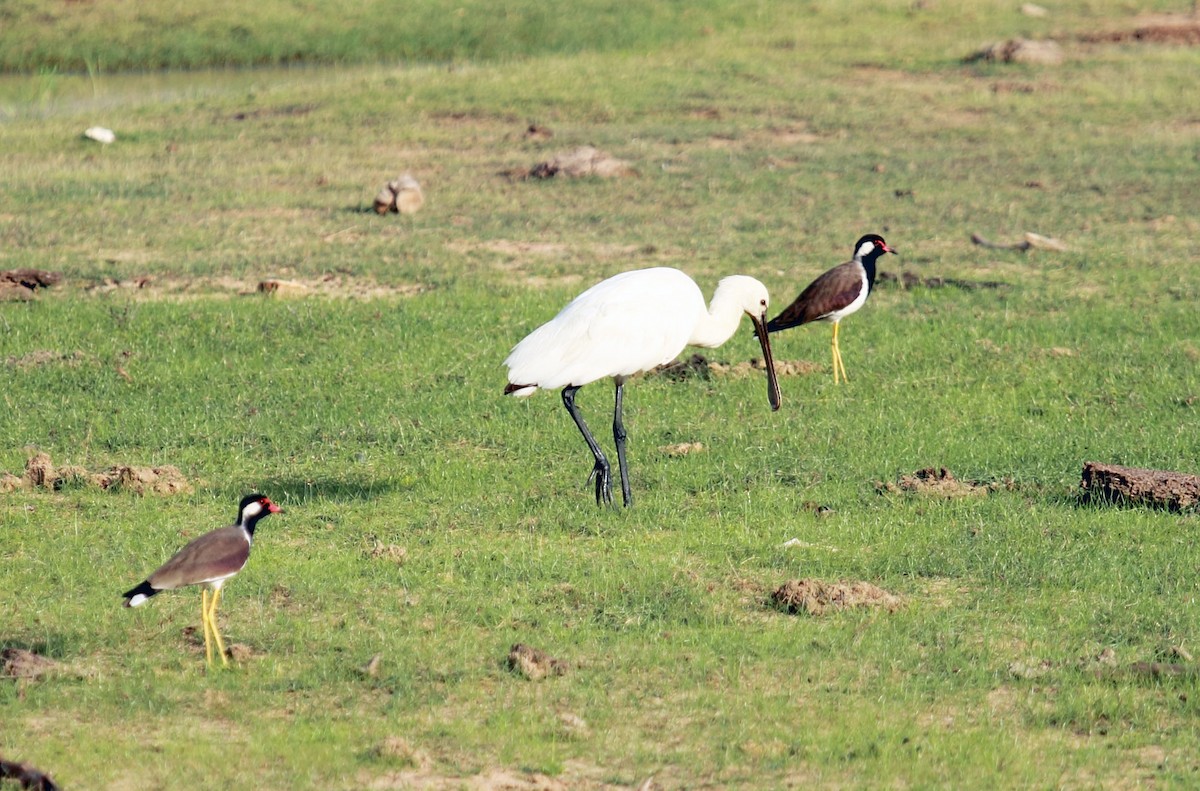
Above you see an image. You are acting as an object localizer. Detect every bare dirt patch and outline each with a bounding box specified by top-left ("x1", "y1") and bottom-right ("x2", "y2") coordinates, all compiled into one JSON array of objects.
[
  {"x1": 83, "y1": 273, "x2": 426, "y2": 301},
  {"x1": 877, "y1": 467, "x2": 1010, "y2": 499},
  {"x1": 770, "y1": 579, "x2": 902, "y2": 616},
  {"x1": 1078, "y1": 15, "x2": 1200, "y2": 46},
  {"x1": 4, "y1": 350, "x2": 90, "y2": 370},
  {"x1": 364, "y1": 760, "x2": 633, "y2": 791},
  {"x1": 4, "y1": 452, "x2": 194, "y2": 495}
]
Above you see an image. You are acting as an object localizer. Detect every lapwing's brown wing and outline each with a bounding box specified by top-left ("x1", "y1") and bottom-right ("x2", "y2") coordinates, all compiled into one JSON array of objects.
[
  {"x1": 766, "y1": 260, "x2": 863, "y2": 332},
  {"x1": 145, "y1": 525, "x2": 250, "y2": 591}
]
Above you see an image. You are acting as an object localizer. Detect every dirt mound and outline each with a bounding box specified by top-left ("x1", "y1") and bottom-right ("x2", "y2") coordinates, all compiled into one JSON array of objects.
[
  {"x1": 878, "y1": 467, "x2": 1007, "y2": 498},
  {"x1": 506, "y1": 644, "x2": 568, "y2": 681},
  {"x1": 1, "y1": 648, "x2": 58, "y2": 680},
  {"x1": 771, "y1": 579, "x2": 902, "y2": 616},
  {"x1": 654, "y1": 353, "x2": 819, "y2": 381},
  {"x1": 4, "y1": 452, "x2": 194, "y2": 495},
  {"x1": 0, "y1": 269, "x2": 61, "y2": 301}
]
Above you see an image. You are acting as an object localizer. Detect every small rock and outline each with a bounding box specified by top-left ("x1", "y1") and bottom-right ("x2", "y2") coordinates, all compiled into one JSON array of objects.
[
  {"x1": 393, "y1": 175, "x2": 424, "y2": 215},
  {"x1": 373, "y1": 173, "x2": 424, "y2": 214},
  {"x1": 1020, "y1": 3, "x2": 1049, "y2": 17},
  {"x1": 506, "y1": 643, "x2": 568, "y2": 680},
  {"x1": 84, "y1": 126, "x2": 116, "y2": 144},
  {"x1": 360, "y1": 653, "x2": 383, "y2": 677},
  {"x1": 257, "y1": 279, "x2": 310, "y2": 297},
  {"x1": 1023, "y1": 231, "x2": 1070, "y2": 251},
  {"x1": 968, "y1": 38, "x2": 1063, "y2": 65}
]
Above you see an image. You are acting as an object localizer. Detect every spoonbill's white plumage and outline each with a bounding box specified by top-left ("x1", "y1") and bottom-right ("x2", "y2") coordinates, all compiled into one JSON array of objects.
[{"x1": 504, "y1": 267, "x2": 781, "y2": 507}]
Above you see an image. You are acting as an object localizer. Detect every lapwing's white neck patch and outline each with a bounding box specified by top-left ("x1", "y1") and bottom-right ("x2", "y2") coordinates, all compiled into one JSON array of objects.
[
  {"x1": 855, "y1": 240, "x2": 877, "y2": 260},
  {"x1": 240, "y1": 500, "x2": 264, "y2": 522}
]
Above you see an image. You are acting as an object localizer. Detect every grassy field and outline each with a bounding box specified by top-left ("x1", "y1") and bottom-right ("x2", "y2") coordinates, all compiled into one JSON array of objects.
[{"x1": 2, "y1": 0, "x2": 1200, "y2": 788}]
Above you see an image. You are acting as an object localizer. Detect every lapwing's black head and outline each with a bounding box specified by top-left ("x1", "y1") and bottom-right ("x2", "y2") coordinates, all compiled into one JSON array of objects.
[
  {"x1": 237, "y1": 493, "x2": 283, "y2": 531},
  {"x1": 853, "y1": 234, "x2": 896, "y2": 263}
]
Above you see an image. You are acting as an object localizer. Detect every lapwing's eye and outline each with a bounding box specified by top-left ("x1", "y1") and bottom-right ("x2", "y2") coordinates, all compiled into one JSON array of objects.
[{"x1": 760, "y1": 299, "x2": 767, "y2": 307}]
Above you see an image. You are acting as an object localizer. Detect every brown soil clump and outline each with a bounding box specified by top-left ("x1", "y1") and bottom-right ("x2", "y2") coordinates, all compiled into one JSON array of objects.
[
  {"x1": 0, "y1": 269, "x2": 62, "y2": 301},
  {"x1": 771, "y1": 579, "x2": 902, "y2": 616},
  {"x1": 517, "y1": 146, "x2": 636, "y2": 180},
  {"x1": 1081, "y1": 462, "x2": 1200, "y2": 511},
  {"x1": 6, "y1": 452, "x2": 194, "y2": 495},
  {"x1": 1, "y1": 648, "x2": 59, "y2": 680},
  {"x1": 660, "y1": 442, "x2": 705, "y2": 457},
  {"x1": 879, "y1": 467, "x2": 1005, "y2": 498},
  {"x1": 654, "y1": 353, "x2": 819, "y2": 381},
  {"x1": 506, "y1": 644, "x2": 568, "y2": 680}
]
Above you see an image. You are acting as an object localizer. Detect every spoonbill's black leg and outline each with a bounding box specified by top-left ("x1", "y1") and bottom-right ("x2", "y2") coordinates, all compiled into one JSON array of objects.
[
  {"x1": 612, "y1": 378, "x2": 632, "y2": 507},
  {"x1": 562, "y1": 385, "x2": 613, "y2": 505}
]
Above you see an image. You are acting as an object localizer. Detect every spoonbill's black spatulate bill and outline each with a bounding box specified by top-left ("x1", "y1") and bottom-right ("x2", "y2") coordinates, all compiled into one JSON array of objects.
[{"x1": 505, "y1": 267, "x2": 781, "y2": 507}]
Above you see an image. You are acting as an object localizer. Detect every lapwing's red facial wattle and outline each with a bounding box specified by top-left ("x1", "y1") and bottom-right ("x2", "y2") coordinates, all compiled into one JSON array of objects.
[{"x1": 262, "y1": 498, "x2": 283, "y2": 514}]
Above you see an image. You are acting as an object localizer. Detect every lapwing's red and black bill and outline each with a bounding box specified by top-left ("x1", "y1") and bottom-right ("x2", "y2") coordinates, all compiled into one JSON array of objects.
[
  {"x1": 766, "y1": 233, "x2": 896, "y2": 384},
  {"x1": 123, "y1": 493, "x2": 282, "y2": 667}
]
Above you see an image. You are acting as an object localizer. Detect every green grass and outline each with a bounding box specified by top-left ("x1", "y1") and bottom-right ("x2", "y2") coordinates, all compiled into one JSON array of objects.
[{"x1": 3, "y1": 0, "x2": 1200, "y2": 788}]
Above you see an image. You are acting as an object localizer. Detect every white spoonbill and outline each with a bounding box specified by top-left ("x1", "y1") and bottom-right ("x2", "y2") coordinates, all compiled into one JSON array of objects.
[{"x1": 504, "y1": 267, "x2": 782, "y2": 507}]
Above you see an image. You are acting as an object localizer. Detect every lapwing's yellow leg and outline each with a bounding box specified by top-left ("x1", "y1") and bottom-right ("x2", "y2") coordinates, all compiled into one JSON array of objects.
[
  {"x1": 831, "y1": 322, "x2": 848, "y2": 384},
  {"x1": 201, "y1": 589, "x2": 215, "y2": 667},
  {"x1": 207, "y1": 588, "x2": 229, "y2": 666}
]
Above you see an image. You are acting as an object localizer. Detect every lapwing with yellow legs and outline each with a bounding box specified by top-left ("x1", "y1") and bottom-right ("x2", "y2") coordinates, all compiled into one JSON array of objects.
[
  {"x1": 765, "y1": 234, "x2": 896, "y2": 384},
  {"x1": 123, "y1": 494, "x2": 282, "y2": 667}
]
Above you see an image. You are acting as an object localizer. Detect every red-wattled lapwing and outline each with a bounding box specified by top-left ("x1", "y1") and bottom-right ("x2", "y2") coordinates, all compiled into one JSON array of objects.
[
  {"x1": 123, "y1": 493, "x2": 283, "y2": 667},
  {"x1": 765, "y1": 233, "x2": 896, "y2": 384},
  {"x1": 504, "y1": 267, "x2": 781, "y2": 508}
]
